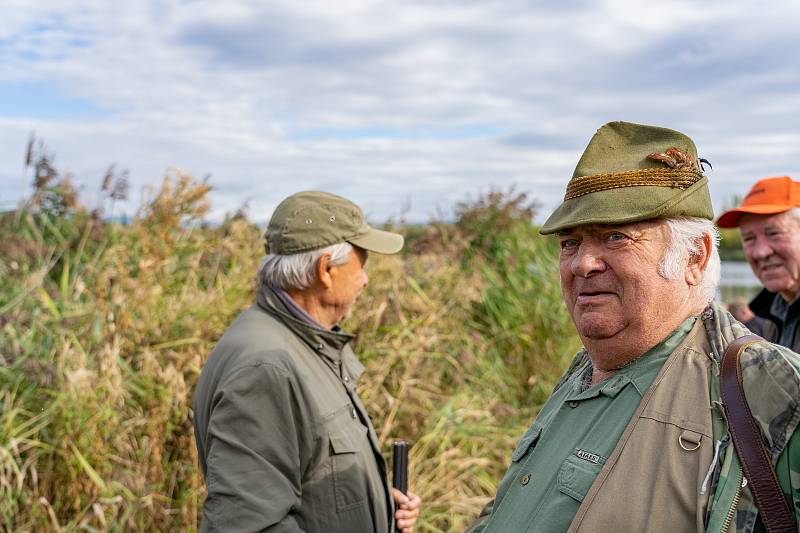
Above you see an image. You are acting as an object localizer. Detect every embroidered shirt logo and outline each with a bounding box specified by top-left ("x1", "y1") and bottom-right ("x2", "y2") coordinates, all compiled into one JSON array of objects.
[{"x1": 576, "y1": 449, "x2": 600, "y2": 464}]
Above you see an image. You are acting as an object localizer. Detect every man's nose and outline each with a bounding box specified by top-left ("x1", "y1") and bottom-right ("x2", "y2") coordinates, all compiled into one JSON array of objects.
[
  {"x1": 747, "y1": 236, "x2": 774, "y2": 261},
  {"x1": 570, "y1": 243, "x2": 606, "y2": 277}
]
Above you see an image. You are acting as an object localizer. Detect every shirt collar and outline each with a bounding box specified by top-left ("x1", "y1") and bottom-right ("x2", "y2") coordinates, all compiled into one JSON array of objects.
[
  {"x1": 569, "y1": 316, "x2": 697, "y2": 399},
  {"x1": 753, "y1": 288, "x2": 800, "y2": 323},
  {"x1": 271, "y1": 284, "x2": 327, "y2": 329},
  {"x1": 622, "y1": 316, "x2": 696, "y2": 395},
  {"x1": 770, "y1": 292, "x2": 792, "y2": 322}
]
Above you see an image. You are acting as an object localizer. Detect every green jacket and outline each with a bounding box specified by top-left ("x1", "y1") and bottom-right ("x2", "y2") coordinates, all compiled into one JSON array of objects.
[{"x1": 193, "y1": 284, "x2": 392, "y2": 532}]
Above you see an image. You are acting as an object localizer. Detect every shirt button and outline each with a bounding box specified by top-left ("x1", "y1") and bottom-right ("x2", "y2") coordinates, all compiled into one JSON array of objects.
[
  {"x1": 316, "y1": 343, "x2": 324, "y2": 350},
  {"x1": 520, "y1": 474, "x2": 531, "y2": 486},
  {"x1": 351, "y1": 407, "x2": 357, "y2": 419},
  {"x1": 569, "y1": 401, "x2": 579, "y2": 408},
  {"x1": 343, "y1": 375, "x2": 350, "y2": 383}
]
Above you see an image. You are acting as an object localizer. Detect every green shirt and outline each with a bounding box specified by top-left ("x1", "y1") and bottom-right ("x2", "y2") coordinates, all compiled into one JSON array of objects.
[{"x1": 482, "y1": 317, "x2": 696, "y2": 533}]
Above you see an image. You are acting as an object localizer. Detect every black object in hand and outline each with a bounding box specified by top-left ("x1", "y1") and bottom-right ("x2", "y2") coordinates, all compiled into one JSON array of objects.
[
  {"x1": 392, "y1": 441, "x2": 408, "y2": 532},
  {"x1": 392, "y1": 441, "x2": 408, "y2": 494}
]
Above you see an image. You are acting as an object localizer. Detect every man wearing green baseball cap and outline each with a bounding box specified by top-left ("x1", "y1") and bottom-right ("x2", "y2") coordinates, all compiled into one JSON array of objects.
[
  {"x1": 193, "y1": 191, "x2": 421, "y2": 532},
  {"x1": 468, "y1": 122, "x2": 800, "y2": 532}
]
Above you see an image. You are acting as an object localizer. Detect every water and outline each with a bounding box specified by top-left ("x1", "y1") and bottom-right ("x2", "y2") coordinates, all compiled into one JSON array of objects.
[{"x1": 718, "y1": 261, "x2": 761, "y2": 303}]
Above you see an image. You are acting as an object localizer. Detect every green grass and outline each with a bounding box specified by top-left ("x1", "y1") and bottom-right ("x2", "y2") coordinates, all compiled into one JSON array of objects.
[{"x1": 0, "y1": 173, "x2": 583, "y2": 531}]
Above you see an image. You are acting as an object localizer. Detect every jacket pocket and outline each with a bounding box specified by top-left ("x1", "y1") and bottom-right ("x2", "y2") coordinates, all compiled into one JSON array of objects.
[
  {"x1": 556, "y1": 452, "x2": 604, "y2": 503},
  {"x1": 329, "y1": 428, "x2": 369, "y2": 512}
]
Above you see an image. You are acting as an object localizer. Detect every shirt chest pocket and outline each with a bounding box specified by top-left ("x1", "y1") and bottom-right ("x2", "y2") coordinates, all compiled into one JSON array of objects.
[
  {"x1": 556, "y1": 452, "x2": 605, "y2": 503},
  {"x1": 327, "y1": 417, "x2": 371, "y2": 512},
  {"x1": 511, "y1": 426, "x2": 542, "y2": 463},
  {"x1": 488, "y1": 425, "x2": 543, "y2": 523}
]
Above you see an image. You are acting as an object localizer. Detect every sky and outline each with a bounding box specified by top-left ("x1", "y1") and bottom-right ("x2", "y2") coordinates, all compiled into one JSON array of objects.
[{"x1": 1, "y1": 0, "x2": 799, "y2": 224}]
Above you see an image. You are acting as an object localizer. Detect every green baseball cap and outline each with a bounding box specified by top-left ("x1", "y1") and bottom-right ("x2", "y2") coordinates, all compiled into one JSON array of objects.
[
  {"x1": 540, "y1": 121, "x2": 714, "y2": 235},
  {"x1": 265, "y1": 191, "x2": 404, "y2": 255}
]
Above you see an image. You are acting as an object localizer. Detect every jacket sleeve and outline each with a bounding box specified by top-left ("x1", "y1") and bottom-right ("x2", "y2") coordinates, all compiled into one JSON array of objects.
[{"x1": 201, "y1": 361, "x2": 311, "y2": 532}]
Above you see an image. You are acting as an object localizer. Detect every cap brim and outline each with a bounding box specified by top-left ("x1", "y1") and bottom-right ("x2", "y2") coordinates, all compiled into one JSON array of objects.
[
  {"x1": 348, "y1": 228, "x2": 404, "y2": 254},
  {"x1": 717, "y1": 204, "x2": 794, "y2": 228}
]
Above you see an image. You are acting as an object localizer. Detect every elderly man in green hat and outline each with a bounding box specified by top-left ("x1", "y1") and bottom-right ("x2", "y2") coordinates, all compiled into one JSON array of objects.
[
  {"x1": 468, "y1": 122, "x2": 800, "y2": 532},
  {"x1": 193, "y1": 191, "x2": 421, "y2": 532}
]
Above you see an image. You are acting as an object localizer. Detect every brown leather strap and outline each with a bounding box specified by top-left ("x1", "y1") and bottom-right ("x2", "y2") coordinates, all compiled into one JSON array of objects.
[{"x1": 721, "y1": 334, "x2": 797, "y2": 532}]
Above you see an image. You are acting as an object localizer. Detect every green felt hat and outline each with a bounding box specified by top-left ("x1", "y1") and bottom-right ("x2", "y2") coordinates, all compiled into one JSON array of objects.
[
  {"x1": 540, "y1": 121, "x2": 714, "y2": 235},
  {"x1": 265, "y1": 191, "x2": 404, "y2": 255}
]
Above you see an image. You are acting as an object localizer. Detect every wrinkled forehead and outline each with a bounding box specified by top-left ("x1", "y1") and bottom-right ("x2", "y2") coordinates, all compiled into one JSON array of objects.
[
  {"x1": 556, "y1": 219, "x2": 668, "y2": 237},
  {"x1": 739, "y1": 210, "x2": 800, "y2": 232}
]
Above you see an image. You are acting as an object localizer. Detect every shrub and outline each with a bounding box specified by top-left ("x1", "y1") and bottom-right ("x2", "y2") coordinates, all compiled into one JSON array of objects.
[{"x1": 1, "y1": 160, "x2": 578, "y2": 530}]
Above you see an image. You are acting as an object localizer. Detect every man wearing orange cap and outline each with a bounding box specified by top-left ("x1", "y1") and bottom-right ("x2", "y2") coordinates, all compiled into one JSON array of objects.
[{"x1": 717, "y1": 176, "x2": 800, "y2": 352}]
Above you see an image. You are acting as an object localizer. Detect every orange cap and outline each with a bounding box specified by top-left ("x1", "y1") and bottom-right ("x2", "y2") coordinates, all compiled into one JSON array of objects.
[{"x1": 717, "y1": 176, "x2": 800, "y2": 228}]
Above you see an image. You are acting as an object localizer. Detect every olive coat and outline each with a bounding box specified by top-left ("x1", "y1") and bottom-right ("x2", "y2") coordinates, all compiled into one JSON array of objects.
[{"x1": 193, "y1": 284, "x2": 392, "y2": 532}]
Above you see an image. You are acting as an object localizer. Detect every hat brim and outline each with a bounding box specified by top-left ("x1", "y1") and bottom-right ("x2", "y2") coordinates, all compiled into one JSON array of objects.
[
  {"x1": 716, "y1": 204, "x2": 795, "y2": 228},
  {"x1": 348, "y1": 227, "x2": 404, "y2": 254}
]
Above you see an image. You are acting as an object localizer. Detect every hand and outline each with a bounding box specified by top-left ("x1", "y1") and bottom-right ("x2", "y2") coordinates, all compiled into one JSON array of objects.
[{"x1": 392, "y1": 488, "x2": 421, "y2": 532}]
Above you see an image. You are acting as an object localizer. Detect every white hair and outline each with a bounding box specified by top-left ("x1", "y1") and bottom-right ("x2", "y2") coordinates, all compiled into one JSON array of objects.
[
  {"x1": 787, "y1": 207, "x2": 800, "y2": 223},
  {"x1": 658, "y1": 217, "x2": 721, "y2": 303},
  {"x1": 258, "y1": 242, "x2": 353, "y2": 290}
]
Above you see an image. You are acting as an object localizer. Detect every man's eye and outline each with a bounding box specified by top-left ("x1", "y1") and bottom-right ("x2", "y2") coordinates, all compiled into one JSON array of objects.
[
  {"x1": 560, "y1": 239, "x2": 579, "y2": 250},
  {"x1": 607, "y1": 232, "x2": 626, "y2": 242}
]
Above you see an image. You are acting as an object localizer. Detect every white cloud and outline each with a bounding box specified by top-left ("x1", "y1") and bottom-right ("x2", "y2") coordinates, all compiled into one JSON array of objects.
[{"x1": 1, "y1": 0, "x2": 799, "y2": 222}]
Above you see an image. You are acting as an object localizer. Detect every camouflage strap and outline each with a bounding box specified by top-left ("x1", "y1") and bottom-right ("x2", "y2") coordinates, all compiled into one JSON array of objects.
[{"x1": 721, "y1": 334, "x2": 797, "y2": 532}]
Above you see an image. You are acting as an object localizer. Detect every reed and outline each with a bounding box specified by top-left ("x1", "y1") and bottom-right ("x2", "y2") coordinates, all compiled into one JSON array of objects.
[{"x1": 1, "y1": 167, "x2": 580, "y2": 531}]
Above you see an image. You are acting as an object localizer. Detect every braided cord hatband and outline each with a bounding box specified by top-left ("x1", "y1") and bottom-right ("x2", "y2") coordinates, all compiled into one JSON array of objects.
[{"x1": 564, "y1": 168, "x2": 703, "y2": 200}]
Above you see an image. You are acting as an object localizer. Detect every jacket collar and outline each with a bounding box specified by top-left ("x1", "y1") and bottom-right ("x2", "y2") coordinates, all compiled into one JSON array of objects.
[
  {"x1": 256, "y1": 283, "x2": 356, "y2": 366},
  {"x1": 750, "y1": 286, "x2": 800, "y2": 323},
  {"x1": 750, "y1": 288, "x2": 779, "y2": 320},
  {"x1": 700, "y1": 300, "x2": 755, "y2": 362}
]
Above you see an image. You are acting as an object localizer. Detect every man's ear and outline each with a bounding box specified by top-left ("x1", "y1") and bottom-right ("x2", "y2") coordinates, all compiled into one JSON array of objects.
[
  {"x1": 316, "y1": 253, "x2": 334, "y2": 289},
  {"x1": 685, "y1": 233, "x2": 712, "y2": 286}
]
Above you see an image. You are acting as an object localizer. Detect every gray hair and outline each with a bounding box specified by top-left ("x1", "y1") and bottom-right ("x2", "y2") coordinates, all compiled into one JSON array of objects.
[
  {"x1": 787, "y1": 207, "x2": 800, "y2": 223},
  {"x1": 658, "y1": 217, "x2": 721, "y2": 303},
  {"x1": 258, "y1": 242, "x2": 353, "y2": 290}
]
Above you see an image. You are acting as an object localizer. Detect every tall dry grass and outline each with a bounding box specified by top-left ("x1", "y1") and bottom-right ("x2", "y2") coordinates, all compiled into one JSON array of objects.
[{"x1": 1, "y1": 162, "x2": 580, "y2": 531}]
